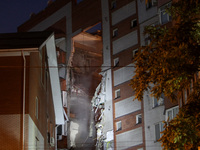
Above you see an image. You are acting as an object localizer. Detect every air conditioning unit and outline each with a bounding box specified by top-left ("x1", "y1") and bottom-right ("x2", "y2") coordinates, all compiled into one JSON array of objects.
[
  {"x1": 57, "y1": 135, "x2": 63, "y2": 140},
  {"x1": 50, "y1": 137, "x2": 54, "y2": 146}
]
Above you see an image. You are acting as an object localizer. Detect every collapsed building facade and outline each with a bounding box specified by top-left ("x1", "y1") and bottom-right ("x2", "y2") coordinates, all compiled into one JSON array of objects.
[{"x1": 17, "y1": 0, "x2": 179, "y2": 149}]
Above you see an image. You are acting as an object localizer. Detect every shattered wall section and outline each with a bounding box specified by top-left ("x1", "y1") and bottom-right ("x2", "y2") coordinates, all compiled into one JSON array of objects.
[{"x1": 91, "y1": 71, "x2": 114, "y2": 149}]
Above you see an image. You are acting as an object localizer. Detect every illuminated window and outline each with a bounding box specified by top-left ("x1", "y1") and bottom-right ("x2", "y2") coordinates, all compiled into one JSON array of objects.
[
  {"x1": 155, "y1": 122, "x2": 164, "y2": 141},
  {"x1": 136, "y1": 114, "x2": 142, "y2": 124},
  {"x1": 115, "y1": 89, "x2": 120, "y2": 99},
  {"x1": 113, "y1": 28, "x2": 118, "y2": 37},
  {"x1": 116, "y1": 121, "x2": 122, "y2": 131}
]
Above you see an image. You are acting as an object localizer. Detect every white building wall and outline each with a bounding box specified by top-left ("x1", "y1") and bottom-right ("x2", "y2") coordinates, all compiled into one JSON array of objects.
[
  {"x1": 137, "y1": 0, "x2": 158, "y2": 24},
  {"x1": 112, "y1": 1, "x2": 136, "y2": 26},
  {"x1": 114, "y1": 63, "x2": 135, "y2": 86},
  {"x1": 115, "y1": 96, "x2": 141, "y2": 118},
  {"x1": 137, "y1": 1, "x2": 163, "y2": 149},
  {"x1": 116, "y1": 127, "x2": 143, "y2": 150},
  {"x1": 101, "y1": 0, "x2": 113, "y2": 140},
  {"x1": 101, "y1": 0, "x2": 112, "y2": 71},
  {"x1": 112, "y1": 31, "x2": 138, "y2": 55},
  {"x1": 46, "y1": 35, "x2": 65, "y2": 125},
  {"x1": 26, "y1": 115, "x2": 45, "y2": 150},
  {"x1": 143, "y1": 92, "x2": 165, "y2": 150},
  {"x1": 102, "y1": 70, "x2": 113, "y2": 134}
]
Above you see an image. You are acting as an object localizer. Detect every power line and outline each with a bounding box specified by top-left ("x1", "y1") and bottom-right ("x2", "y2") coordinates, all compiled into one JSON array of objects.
[{"x1": 0, "y1": 65, "x2": 135, "y2": 68}]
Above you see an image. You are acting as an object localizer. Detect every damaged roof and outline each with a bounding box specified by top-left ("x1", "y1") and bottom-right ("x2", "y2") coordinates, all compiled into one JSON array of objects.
[{"x1": 0, "y1": 31, "x2": 53, "y2": 49}]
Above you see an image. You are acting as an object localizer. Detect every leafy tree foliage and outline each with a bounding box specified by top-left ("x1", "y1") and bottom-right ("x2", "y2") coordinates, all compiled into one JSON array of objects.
[
  {"x1": 131, "y1": 0, "x2": 200, "y2": 101},
  {"x1": 130, "y1": 0, "x2": 200, "y2": 149},
  {"x1": 160, "y1": 83, "x2": 200, "y2": 149}
]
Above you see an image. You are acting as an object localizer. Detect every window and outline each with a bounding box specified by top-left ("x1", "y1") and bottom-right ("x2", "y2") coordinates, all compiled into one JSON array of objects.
[
  {"x1": 41, "y1": 46, "x2": 47, "y2": 86},
  {"x1": 184, "y1": 89, "x2": 189, "y2": 104},
  {"x1": 159, "y1": 2, "x2": 172, "y2": 25},
  {"x1": 136, "y1": 114, "x2": 142, "y2": 124},
  {"x1": 35, "y1": 97, "x2": 39, "y2": 119},
  {"x1": 114, "y1": 57, "x2": 119, "y2": 67},
  {"x1": 153, "y1": 97, "x2": 164, "y2": 108},
  {"x1": 131, "y1": 19, "x2": 137, "y2": 28},
  {"x1": 116, "y1": 121, "x2": 122, "y2": 131},
  {"x1": 190, "y1": 79, "x2": 193, "y2": 92},
  {"x1": 113, "y1": 28, "x2": 118, "y2": 37},
  {"x1": 155, "y1": 122, "x2": 164, "y2": 141},
  {"x1": 196, "y1": 71, "x2": 199, "y2": 81},
  {"x1": 111, "y1": 0, "x2": 117, "y2": 9},
  {"x1": 146, "y1": 0, "x2": 157, "y2": 9},
  {"x1": 47, "y1": 132, "x2": 50, "y2": 143},
  {"x1": 144, "y1": 34, "x2": 151, "y2": 46},
  {"x1": 133, "y1": 49, "x2": 138, "y2": 58},
  {"x1": 153, "y1": 97, "x2": 158, "y2": 107},
  {"x1": 115, "y1": 89, "x2": 120, "y2": 99},
  {"x1": 166, "y1": 106, "x2": 179, "y2": 121},
  {"x1": 179, "y1": 97, "x2": 182, "y2": 108},
  {"x1": 75, "y1": 0, "x2": 83, "y2": 4}
]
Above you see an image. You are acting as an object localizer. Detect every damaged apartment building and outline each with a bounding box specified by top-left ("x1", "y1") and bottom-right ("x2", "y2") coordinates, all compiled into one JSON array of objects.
[{"x1": 17, "y1": 0, "x2": 179, "y2": 149}]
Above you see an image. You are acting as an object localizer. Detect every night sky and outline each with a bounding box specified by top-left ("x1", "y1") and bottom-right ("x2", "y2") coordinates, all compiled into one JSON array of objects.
[{"x1": 0, "y1": 0, "x2": 53, "y2": 33}]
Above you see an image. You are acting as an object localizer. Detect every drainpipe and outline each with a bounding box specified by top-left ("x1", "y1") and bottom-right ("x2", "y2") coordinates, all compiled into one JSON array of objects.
[
  {"x1": 22, "y1": 51, "x2": 26, "y2": 150},
  {"x1": 0, "y1": 49, "x2": 39, "y2": 150}
]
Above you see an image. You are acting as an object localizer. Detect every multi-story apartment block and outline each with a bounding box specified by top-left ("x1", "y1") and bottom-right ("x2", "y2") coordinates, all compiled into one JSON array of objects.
[
  {"x1": 17, "y1": 0, "x2": 179, "y2": 149},
  {"x1": 0, "y1": 32, "x2": 64, "y2": 149},
  {"x1": 109, "y1": 0, "x2": 144, "y2": 149}
]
